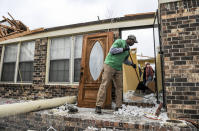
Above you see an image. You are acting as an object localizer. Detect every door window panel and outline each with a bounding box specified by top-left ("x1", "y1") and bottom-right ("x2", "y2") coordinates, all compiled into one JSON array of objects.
[{"x1": 89, "y1": 41, "x2": 104, "y2": 81}]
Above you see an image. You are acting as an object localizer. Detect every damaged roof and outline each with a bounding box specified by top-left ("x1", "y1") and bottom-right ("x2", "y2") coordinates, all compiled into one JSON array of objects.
[
  {"x1": 0, "y1": 13, "x2": 44, "y2": 42},
  {"x1": 0, "y1": 12, "x2": 155, "y2": 44},
  {"x1": 44, "y1": 12, "x2": 155, "y2": 32}
]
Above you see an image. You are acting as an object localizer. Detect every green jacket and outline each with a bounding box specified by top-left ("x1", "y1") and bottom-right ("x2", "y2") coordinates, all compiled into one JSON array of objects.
[{"x1": 104, "y1": 39, "x2": 129, "y2": 71}]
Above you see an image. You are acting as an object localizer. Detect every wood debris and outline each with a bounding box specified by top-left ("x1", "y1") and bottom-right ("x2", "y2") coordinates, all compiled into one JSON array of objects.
[
  {"x1": 0, "y1": 13, "x2": 44, "y2": 42},
  {"x1": 179, "y1": 118, "x2": 199, "y2": 129},
  {"x1": 155, "y1": 103, "x2": 163, "y2": 117}
]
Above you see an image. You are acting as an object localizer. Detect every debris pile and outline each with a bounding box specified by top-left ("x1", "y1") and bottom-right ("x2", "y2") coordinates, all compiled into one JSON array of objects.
[
  {"x1": 49, "y1": 104, "x2": 78, "y2": 115},
  {"x1": 0, "y1": 13, "x2": 44, "y2": 41},
  {"x1": 0, "y1": 12, "x2": 29, "y2": 36},
  {"x1": 113, "y1": 104, "x2": 168, "y2": 122},
  {"x1": 123, "y1": 90, "x2": 157, "y2": 104},
  {"x1": 85, "y1": 126, "x2": 113, "y2": 131}
]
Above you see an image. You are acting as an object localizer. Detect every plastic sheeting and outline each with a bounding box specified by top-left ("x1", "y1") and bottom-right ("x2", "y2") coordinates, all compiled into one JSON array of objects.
[
  {"x1": 50, "y1": 37, "x2": 71, "y2": 60},
  {"x1": 74, "y1": 35, "x2": 83, "y2": 59},
  {"x1": 4, "y1": 44, "x2": 18, "y2": 62},
  {"x1": 19, "y1": 41, "x2": 35, "y2": 62}
]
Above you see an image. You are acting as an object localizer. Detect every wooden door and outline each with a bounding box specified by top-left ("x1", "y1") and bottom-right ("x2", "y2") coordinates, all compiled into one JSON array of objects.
[{"x1": 78, "y1": 32, "x2": 114, "y2": 108}]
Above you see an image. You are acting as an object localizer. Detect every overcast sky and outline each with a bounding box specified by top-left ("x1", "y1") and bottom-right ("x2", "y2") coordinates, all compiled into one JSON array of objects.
[
  {"x1": 0, "y1": 0, "x2": 158, "y2": 29},
  {"x1": 1, "y1": 0, "x2": 158, "y2": 58}
]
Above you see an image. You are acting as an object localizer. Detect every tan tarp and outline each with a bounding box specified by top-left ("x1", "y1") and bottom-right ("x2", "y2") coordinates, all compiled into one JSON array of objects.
[
  {"x1": 123, "y1": 50, "x2": 163, "y2": 93},
  {"x1": 156, "y1": 54, "x2": 163, "y2": 92},
  {"x1": 123, "y1": 49, "x2": 139, "y2": 93}
]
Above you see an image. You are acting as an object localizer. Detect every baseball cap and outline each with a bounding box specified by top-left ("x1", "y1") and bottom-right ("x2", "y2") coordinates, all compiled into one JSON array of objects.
[{"x1": 128, "y1": 35, "x2": 138, "y2": 43}]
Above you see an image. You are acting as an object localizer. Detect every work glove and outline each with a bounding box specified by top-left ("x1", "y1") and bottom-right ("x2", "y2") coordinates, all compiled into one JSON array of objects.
[
  {"x1": 131, "y1": 64, "x2": 136, "y2": 69},
  {"x1": 123, "y1": 46, "x2": 130, "y2": 52}
]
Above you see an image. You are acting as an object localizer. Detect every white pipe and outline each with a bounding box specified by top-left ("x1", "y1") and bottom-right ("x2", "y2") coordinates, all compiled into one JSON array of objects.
[{"x1": 0, "y1": 96, "x2": 76, "y2": 118}]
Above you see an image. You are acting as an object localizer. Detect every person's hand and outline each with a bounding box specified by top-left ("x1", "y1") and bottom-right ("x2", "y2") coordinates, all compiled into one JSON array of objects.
[
  {"x1": 123, "y1": 46, "x2": 130, "y2": 51},
  {"x1": 131, "y1": 64, "x2": 136, "y2": 69}
]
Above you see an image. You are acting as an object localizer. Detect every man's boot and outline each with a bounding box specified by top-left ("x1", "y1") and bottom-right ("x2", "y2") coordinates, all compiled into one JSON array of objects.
[{"x1": 95, "y1": 106, "x2": 102, "y2": 114}]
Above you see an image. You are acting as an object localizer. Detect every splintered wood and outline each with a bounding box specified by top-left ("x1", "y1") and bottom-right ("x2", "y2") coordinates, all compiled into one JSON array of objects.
[{"x1": 0, "y1": 13, "x2": 44, "y2": 42}]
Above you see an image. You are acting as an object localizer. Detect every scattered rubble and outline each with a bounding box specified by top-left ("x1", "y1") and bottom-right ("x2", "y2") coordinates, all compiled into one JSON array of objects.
[
  {"x1": 113, "y1": 104, "x2": 168, "y2": 123},
  {"x1": 85, "y1": 126, "x2": 113, "y2": 131},
  {"x1": 56, "y1": 104, "x2": 78, "y2": 113},
  {"x1": 123, "y1": 90, "x2": 157, "y2": 104},
  {"x1": 0, "y1": 97, "x2": 195, "y2": 130},
  {"x1": 163, "y1": 120, "x2": 187, "y2": 127},
  {"x1": 0, "y1": 97, "x2": 28, "y2": 105},
  {"x1": 46, "y1": 102, "x2": 169, "y2": 125}
]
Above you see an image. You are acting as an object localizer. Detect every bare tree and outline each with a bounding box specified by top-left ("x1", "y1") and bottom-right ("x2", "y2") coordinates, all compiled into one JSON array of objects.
[{"x1": 105, "y1": 8, "x2": 117, "y2": 19}]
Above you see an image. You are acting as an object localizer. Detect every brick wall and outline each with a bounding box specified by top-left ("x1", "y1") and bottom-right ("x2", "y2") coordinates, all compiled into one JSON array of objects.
[
  {"x1": 32, "y1": 38, "x2": 47, "y2": 91},
  {"x1": 0, "y1": 112, "x2": 196, "y2": 131},
  {"x1": 160, "y1": 0, "x2": 199, "y2": 122},
  {"x1": 0, "y1": 38, "x2": 78, "y2": 100},
  {"x1": 0, "y1": 30, "x2": 119, "y2": 100},
  {"x1": 0, "y1": 29, "x2": 121, "y2": 100},
  {"x1": 0, "y1": 84, "x2": 78, "y2": 100}
]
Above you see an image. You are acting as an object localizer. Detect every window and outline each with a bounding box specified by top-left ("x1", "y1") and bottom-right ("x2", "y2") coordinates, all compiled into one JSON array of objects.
[
  {"x1": 48, "y1": 35, "x2": 83, "y2": 84},
  {"x1": 17, "y1": 41, "x2": 35, "y2": 82},
  {"x1": 1, "y1": 44, "x2": 18, "y2": 81},
  {"x1": 49, "y1": 37, "x2": 71, "y2": 82},
  {"x1": 1, "y1": 41, "x2": 35, "y2": 83},
  {"x1": 74, "y1": 35, "x2": 83, "y2": 82}
]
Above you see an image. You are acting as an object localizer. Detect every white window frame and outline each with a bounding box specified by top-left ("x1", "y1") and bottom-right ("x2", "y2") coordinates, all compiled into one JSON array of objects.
[
  {"x1": 46, "y1": 35, "x2": 83, "y2": 86},
  {"x1": 0, "y1": 41, "x2": 35, "y2": 84}
]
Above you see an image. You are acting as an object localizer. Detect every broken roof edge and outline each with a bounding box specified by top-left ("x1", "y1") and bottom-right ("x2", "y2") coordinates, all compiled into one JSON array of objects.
[
  {"x1": 0, "y1": 12, "x2": 155, "y2": 44},
  {"x1": 7, "y1": 12, "x2": 155, "y2": 39},
  {"x1": 44, "y1": 12, "x2": 155, "y2": 33},
  {"x1": 0, "y1": 28, "x2": 44, "y2": 42},
  {"x1": 124, "y1": 12, "x2": 155, "y2": 17}
]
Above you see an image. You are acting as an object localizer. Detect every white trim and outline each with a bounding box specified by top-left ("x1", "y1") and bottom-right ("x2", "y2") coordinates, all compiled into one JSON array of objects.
[
  {"x1": 14, "y1": 43, "x2": 21, "y2": 82},
  {"x1": 46, "y1": 83, "x2": 79, "y2": 86},
  {"x1": 159, "y1": 0, "x2": 181, "y2": 4},
  {"x1": 0, "y1": 82, "x2": 32, "y2": 85},
  {"x1": 0, "y1": 18, "x2": 154, "y2": 45},
  {"x1": 70, "y1": 36, "x2": 75, "y2": 84},
  {"x1": 0, "y1": 46, "x2": 5, "y2": 81},
  {"x1": 45, "y1": 38, "x2": 51, "y2": 84},
  {"x1": 73, "y1": 82, "x2": 79, "y2": 85}
]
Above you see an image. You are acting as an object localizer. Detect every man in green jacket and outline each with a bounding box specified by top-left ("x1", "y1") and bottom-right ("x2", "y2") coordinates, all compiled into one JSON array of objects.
[{"x1": 95, "y1": 34, "x2": 138, "y2": 114}]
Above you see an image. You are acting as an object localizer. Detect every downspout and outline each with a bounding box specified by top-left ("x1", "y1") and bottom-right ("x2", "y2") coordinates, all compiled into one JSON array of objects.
[
  {"x1": 153, "y1": 11, "x2": 159, "y2": 104},
  {"x1": 157, "y1": 9, "x2": 167, "y2": 110}
]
